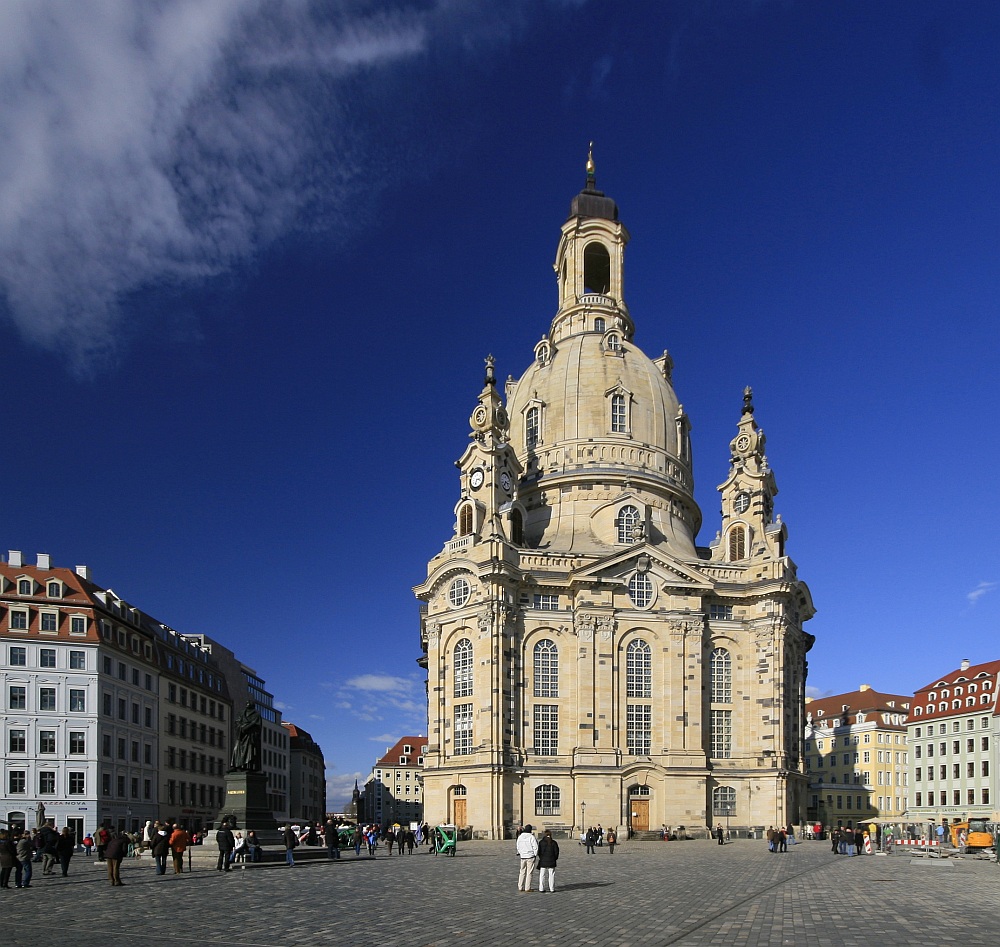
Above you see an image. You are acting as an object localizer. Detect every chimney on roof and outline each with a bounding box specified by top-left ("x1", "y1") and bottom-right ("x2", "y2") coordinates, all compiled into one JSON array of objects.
[
  {"x1": 961, "y1": 658, "x2": 970, "y2": 671},
  {"x1": 75, "y1": 565, "x2": 91, "y2": 580},
  {"x1": 37, "y1": 553, "x2": 51, "y2": 570},
  {"x1": 9, "y1": 550, "x2": 23, "y2": 567},
  {"x1": 860, "y1": 684, "x2": 871, "y2": 692}
]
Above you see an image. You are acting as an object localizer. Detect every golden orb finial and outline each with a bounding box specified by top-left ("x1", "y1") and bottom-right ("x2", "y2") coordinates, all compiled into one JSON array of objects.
[{"x1": 586, "y1": 141, "x2": 595, "y2": 178}]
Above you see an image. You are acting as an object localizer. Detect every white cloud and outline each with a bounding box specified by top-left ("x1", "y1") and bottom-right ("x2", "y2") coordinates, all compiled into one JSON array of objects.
[
  {"x1": 326, "y1": 770, "x2": 363, "y2": 811},
  {"x1": 337, "y1": 673, "x2": 425, "y2": 726},
  {"x1": 967, "y1": 581, "x2": 997, "y2": 605},
  {"x1": 0, "y1": 1, "x2": 449, "y2": 369}
]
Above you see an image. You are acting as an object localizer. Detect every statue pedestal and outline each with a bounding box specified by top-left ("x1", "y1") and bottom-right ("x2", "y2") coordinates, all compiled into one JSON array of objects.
[{"x1": 215, "y1": 771, "x2": 278, "y2": 832}]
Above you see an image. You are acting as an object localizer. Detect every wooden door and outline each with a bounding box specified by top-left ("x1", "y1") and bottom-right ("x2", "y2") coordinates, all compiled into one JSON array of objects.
[
  {"x1": 631, "y1": 799, "x2": 649, "y2": 831},
  {"x1": 453, "y1": 798, "x2": 467, "y2": 826}
]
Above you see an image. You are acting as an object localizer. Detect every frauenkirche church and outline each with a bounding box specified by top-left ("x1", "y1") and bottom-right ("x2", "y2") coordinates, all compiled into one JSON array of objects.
[{"x1": 415, "y1": 156, "x2": 815, "y2": 839}]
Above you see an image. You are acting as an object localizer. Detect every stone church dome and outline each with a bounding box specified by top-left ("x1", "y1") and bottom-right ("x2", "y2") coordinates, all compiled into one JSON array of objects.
[{"x1": 504, "y1": 163, "x2": 700, "y2": 555}]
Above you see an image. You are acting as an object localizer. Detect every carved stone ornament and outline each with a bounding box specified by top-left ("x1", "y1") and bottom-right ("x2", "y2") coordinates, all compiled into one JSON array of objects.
[
  {"x1": 597, "y1": 616, "x2": 616, "y2": 641},
  {"x1": 576, "y1": 613, "x2": 596, "y2": 641},
  {"x1": 426, "y1": 622, "x2": 441, "y2": 647},
  {"x1": 668, "y1": 618, "x2": 702, "y2": 637},
  {"x1": 478, "y1": 607, "x2": 493, "y2": 637}
]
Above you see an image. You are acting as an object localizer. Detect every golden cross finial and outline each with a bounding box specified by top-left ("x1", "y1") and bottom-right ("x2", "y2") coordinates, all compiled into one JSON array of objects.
[{"x1": 586, "y1": 141, "x2": 595, "y2": 177}]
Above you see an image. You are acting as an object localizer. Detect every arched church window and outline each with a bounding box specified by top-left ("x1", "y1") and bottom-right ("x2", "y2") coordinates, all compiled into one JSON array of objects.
[
  {"x1": 525, "y1": 406, "x2": 540, "y2": 449},
  {"x1": 583, "y1": 241, "x2": 610, "y2": 294},
  {"x1": 510, "y1": 508, "x2": 524, "y2": 545},
  {"x1": 594, "y1": 317, "x2": 606, "y2": 333},
  {"x1": 626, "y1": 640, "x2": 652, "y2": 698},
  {"x1": 712, "y1": 785, "x2": 736, "y2": 816},
  {"x1": 728, "y1": 526, "x2": 746, "y2": 561},
  {"x1": 711, "y1": 648, "x2": 732, "y2": 703},
  {"x1": 534, "y1": 639, "x2": 558, "y2": 697},
  {"x1": 535, "y1": 784, "x2": 560, "y2": 816},
  {"x1": 459, "y1": 504, "x2": 473, "y2": 537},
  {"x1": 606, "y1": 333, "x2": 621, "y2": 352},
  {"x1": 454, "y1": 638, "x2": 473, "y2": 698},
  {"x1": 611, "y1": 392, "x2": 627, "y2": 433}
]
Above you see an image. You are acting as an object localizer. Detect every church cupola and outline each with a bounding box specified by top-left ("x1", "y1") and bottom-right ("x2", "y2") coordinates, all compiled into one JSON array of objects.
[{"x1": 551, "y1": 145, "x2": 634, "y2": 345}]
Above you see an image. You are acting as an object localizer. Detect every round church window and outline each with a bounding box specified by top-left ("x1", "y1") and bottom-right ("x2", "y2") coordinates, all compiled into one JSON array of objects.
[{"x1": 448, "y1": 577, "x2": 472, "y2": 608}]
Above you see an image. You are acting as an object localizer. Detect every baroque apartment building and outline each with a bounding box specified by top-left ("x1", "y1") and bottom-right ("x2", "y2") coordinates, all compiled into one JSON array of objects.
[
  {"x1": 0, "y1": 550, "x2": 287, "y2": 838},
  {"x1": 363, "y1": 736, "x2": 426, "y2": 827},
  {"x1": 906, "y1": 658, "x2": 999, "y2": 827},
  {"x1": 415, "y1": 160, "x2": 815, "y2": 839},
  {"x1": 804, "y1": 686, "x2": 910, "y2": 828}
]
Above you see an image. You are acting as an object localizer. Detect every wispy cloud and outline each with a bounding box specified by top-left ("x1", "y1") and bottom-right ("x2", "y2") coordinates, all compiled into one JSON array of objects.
[
  {"x1": 0, "y1": 1, "x2": 545, "y2": 371},
  {"x1": 334, "y1": 673, "x2": 426, "y2": 727},
  {"x1": 967, "y1": 581, "x2": 997, "y2": 606}
]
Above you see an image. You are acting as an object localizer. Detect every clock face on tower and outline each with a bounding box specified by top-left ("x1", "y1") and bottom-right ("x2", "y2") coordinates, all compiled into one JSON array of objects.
[
  {"x1": 735, "y1": 433, "x2": 752, "y2": 453},
  {"x1": 470, "y1": 468, "x2": 485, "y2": 490},
  {"x1": 499, "y1": 471, "x2": 512, "y2": 493}
]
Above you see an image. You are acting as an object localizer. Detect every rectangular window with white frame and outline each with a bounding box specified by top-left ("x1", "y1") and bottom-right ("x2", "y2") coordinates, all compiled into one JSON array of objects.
[
  {"x1": 711, "y1": 709, "x2": 733, "y2": 759},
  {"x1": 453, "y1": 703, "x2": 473, "y2": 756},
  {"x1": 533, "y1": 704, "x2": 559, "y2": 756},
  {"x1": 626, "y1": 703, "x2": 652, "y2": 755}
]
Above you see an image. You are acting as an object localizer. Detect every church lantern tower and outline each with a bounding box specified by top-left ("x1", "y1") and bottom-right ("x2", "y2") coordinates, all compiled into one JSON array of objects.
[{"x1": 415, "y1": 154, "x2": 814, "y2": 840}]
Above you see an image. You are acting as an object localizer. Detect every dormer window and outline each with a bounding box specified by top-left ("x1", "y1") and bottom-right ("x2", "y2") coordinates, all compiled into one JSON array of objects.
[
  {"x1": 605, "y1": 332, "x2": 621, "y2": 352},
  {"x1": 18, "y1": 579, "x2": 32, "y2": 596},
  {"x1": 611, "y1": 392, "x2": 627, "y2": 432},
  {"x1": 617, "y1": 505, "x2": 641, "y2": 544},
  {"x1": 399, "y1": 757, "x2": 408, "y2": 765},
  {"x1": 47, "y1": 581, "x2": 62, "y2": 598},
  {"x1": 525, "y1": 405, "x2": 540, "y2": 449},
  {"x1": 534, "y1": 339, "x2": 551, "y2": 366}
]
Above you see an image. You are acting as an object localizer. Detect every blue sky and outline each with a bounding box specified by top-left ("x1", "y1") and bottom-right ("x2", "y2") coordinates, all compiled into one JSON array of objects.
[{"x1": 2, "y1": 1, "x2": 998, "y2": 809}]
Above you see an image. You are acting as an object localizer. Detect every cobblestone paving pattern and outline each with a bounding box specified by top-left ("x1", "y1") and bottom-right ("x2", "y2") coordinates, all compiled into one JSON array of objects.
[{"x1": 4, "y1": 840, "x2": 996, "y2": 947}]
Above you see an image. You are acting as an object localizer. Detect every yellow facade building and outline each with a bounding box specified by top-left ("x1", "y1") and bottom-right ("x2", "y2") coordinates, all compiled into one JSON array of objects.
[{"x1": 415, "y1": 161, "x2": 815, "y2": 839}]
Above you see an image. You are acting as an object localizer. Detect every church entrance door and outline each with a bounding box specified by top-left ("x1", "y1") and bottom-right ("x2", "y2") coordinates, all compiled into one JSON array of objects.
[
  {"x1": 453, "y1": 798, "x2": 467, "y2": 826},
  {"x1": 631, "y1": 799, "x2": 649, "y2": 831}
]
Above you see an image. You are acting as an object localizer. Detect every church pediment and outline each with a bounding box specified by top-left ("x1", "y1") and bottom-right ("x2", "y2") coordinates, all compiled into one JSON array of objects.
[{"x1": 570, "y1": 547, "x2": 714, "y2": 592}]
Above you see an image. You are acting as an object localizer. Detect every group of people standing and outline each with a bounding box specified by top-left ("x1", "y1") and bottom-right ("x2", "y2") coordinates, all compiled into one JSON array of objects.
[
  {"x1": 515, "y1": 825, "x2": 560, "y2": 892},
  {"x1": 766, "y1": 826, "x2": 794, "y2": 852},
  {"x1": 830, "y1": 825, "x2": 868, "y2": 856},
  {"x1": 0, "y1": 823, "x2": 77, "y2": 888},
  {"x1": 582, "y1": 825, "x2": 616, "y2": 853}
]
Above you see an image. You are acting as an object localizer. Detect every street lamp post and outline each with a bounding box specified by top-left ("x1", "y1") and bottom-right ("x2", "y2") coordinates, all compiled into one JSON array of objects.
[{"x1": 581, "y1": 801, "x2": 586, "y2": 835}]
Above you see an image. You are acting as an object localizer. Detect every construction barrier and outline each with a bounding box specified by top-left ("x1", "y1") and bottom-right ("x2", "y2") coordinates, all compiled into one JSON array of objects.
[{"x1": 894, "y1": 839, "x2": 941, "y2": 846}]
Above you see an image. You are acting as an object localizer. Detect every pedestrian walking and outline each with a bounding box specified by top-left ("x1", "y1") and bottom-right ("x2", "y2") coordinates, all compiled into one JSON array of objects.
[
  {"x1": 607, "y1": 828, "x2": 617, "y2": 854},
  {"x1": 0, "y1": 830, "x2": 16, "y2": 888},
  {"x1": 57, "y1": 826, "x2": 75, "y2": 876}
]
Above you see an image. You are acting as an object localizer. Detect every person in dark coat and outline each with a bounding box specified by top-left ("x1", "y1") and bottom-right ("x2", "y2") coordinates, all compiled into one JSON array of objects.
[
  {"x1": 0, "y1": 830, "x2": 16, "y2": 888},
  {"x1": 585, "y1": 826, "x2": 596, "y2": 854},
  {"x1": 104, "y1": 830, "x2": 126, "y2": 886},
  {"x1": 216, "y1": 822, "x2": 235, "y2": 871},
  {"x1": 56, "y1": 826, "x2": 75, "y2": 876},
  {"x1": 537, "y1": 830, "x2": 560, "y2": 892},
  {"x1": 282, "y1": 825, "x2": 297, "y2": 867},
  {"x1": 325, "y1": 819, "x2": 341, "y2": 860},
  {"x1": 150, "y1": 823, "x2": 170, "y2": 875},
  {"x1": 40, "y1": 823, "x2": 60, "y2": 874}
]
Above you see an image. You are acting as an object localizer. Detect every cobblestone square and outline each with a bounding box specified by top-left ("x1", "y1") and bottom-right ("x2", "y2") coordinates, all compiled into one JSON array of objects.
[{"x1": 5, "y1": 839, "x2": 996, "y2": 946}]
